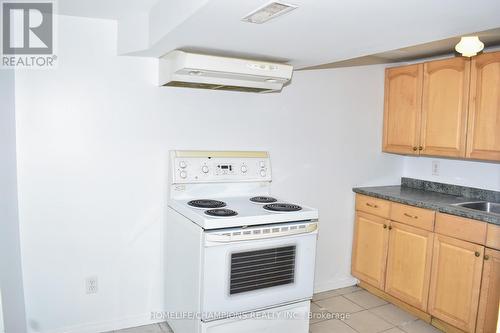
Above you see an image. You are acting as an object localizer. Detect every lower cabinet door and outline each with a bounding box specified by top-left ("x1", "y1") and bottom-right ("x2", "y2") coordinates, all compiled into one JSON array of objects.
[
  {"x1": 428, "y1": 234, "x2": 484, "y2": 333},
  {"x1": 385, "y1": 222, "x2": 434, "y2": 311},
  {"x1": 476, "y1": 248, "x2": 500, "y2": 333},
  {"x1": 351, "y1": 211, "x2": 389, "y2": 290}
]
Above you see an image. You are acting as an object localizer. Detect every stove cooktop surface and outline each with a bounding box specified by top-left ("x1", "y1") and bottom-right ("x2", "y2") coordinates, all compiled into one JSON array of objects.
[{"x1": 169, "y1": 195, "x2": 318, "y2": 229}]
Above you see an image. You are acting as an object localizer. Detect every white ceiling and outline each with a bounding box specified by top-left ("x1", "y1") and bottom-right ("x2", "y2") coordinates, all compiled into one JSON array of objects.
[
  {"x1": 58, "y1": 0, "x2": 500, "y2": 68},
  {"x1": 57, "y1": 0, "x2": 158, "y2": 19},
  {"x1": 302, "y1": 27, "x2": 500, "y2": 70}
]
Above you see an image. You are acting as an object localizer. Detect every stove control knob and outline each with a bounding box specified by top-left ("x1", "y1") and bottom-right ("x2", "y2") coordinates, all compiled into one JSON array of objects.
[
  {"x1": 241, "y1": 165, "x2": 248, "y2": 173},
  {"x1": 179, "y1": 170, "x2": 187, "y2": 179},
  {"x1": 179, "y1": 161, "x2": 187, "y2": 169},
  {"x1": 260, "y1": 169, "x2": 267, "y2": 177},
  {"x1": 259, "y1": 161, "x2": 266, "y2": 168},
  {"x1": 202, "y1": 165, "x2": 209, "y2": 174}
]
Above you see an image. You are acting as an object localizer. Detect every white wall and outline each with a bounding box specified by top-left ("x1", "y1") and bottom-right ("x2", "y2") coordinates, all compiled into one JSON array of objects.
[
  {"x1": 0, "y1": 70, "x2": 27, "y2": 332},
  {"x1": 14, "y1": 15, "x2": 404, "y2": 333},
  {"x1": 403, "y1": 157, "x2": 500, "y2": 191}
]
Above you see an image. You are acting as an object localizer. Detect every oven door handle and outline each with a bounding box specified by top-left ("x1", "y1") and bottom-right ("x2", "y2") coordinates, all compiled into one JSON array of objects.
[{"x1": 205, "y1": 223, "x2": 318, "y2": 243}]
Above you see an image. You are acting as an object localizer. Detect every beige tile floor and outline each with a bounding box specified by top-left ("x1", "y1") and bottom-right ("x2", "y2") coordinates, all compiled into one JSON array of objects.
[{"x1": 109, "y1": 286, "x2": 443, "y2": 333}]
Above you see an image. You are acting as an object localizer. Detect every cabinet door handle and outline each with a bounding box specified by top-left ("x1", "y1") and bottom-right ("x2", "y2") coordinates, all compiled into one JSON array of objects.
[
  {"x1": 383, "y1": 224, "x2": 387, "y2": 229},
  {"x1": 403, "y1": 213, "x2": 418, "y2": 219},
  {"x1": 475, "y1": 251, "x2": 481, "y2": 257},
  {"x1": 366, "y1": 203, "x2": 379, "y2": 208},
  {"x1": 484, "y1": 255, "x2": 490, "y2": 260},
  {"x1": 388, "y1": 226, "x2": 393, "y2": 230},
  {"x1": 418, "y1": 146, "x2": 423, "y2": 151},
  {"x1": 413, "y1": 147, "x2": 418, "y2": 151}
]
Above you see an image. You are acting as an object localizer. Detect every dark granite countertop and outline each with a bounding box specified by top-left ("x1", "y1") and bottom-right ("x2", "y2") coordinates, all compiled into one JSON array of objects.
[{"x1": 353, "y1": 178, "x2": 500, "y2": 226}]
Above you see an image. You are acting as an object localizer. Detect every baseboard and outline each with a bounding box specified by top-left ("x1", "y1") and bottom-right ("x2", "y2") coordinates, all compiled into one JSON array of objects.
[
  {"x1": 313, "y1": 276, "x2": 359, "y2": 293},
  {"x1": 35, "y1": 313, "x2": 164, "y2": 333},
  {"x1": 431, "y1": 317, "x2": 467, "y2": 333}
]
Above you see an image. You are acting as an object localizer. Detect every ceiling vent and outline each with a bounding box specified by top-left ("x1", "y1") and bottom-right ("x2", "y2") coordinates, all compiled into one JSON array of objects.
[
  {"x1": 242, "y1": 2, "x2": 298, "y2": 24},
  {"x1": 158, "y1": 50, "x2": 293, "y2": 93}
]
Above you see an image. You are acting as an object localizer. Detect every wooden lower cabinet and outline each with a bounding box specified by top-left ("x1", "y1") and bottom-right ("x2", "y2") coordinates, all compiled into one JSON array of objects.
[
  {"x1": 352, "y1": 196, "x2": 499, "y2": 332},
  {"x1": 428, "y1": 234, "x2": 484, "y2": 333},
  {"x1": 351, "y1": 211, "x2": 389, "y2": 290},
  {"x1": 476, "y1": 248, "x2": 500, "y2": 333},
  {"x1": 385, "y1": 222, "x2": 434, "y2": 311}
]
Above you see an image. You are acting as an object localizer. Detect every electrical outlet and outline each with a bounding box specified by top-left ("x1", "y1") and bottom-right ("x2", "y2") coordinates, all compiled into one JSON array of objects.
[
  {"x1": 85, "y1": 276, "x2": 98, "y2": 294},
  {"x1": 432, "y1": 160, "x2": 440, "y2": 176}
]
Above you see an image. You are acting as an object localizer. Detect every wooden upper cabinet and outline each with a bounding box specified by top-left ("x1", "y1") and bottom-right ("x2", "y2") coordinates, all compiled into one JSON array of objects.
[
  {"x1": 420, "y1": 57, "x2": 470, "y2": 158},
  {"x1": 467, "y1": 51, "x2": 500, "y2": 161},
  {"x1": 383, "y1": 64, "x2": 423, "y2": 155},
  {"x1": 351, "y1": 211, "x2": 389, "y2": 290},
  {"x1": 381, "y1": 51, "x2": 500, "y2": 161},
  {"x1": 476, "y1": 248, "x2": 500, "y2": 333},
  {"x1": 428, "y1": 234, "x2": 484, "y2": 333},
  {"x1": 385, "y1": 222, "x2": 434, "y2": 311}
]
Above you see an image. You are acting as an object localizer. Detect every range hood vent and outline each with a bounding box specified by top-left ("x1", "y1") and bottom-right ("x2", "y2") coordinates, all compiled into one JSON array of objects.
[{"x1": 158, "y1": 50, "x2": 293, "y2": 93}]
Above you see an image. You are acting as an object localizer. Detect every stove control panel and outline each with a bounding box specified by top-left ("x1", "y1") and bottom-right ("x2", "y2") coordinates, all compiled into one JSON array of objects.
[{"x1": 170, "y1": 150, "x2": 272, "y2": 183}]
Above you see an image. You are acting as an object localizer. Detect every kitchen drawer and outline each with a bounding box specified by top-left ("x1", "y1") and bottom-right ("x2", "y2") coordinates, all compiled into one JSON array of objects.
[
  {"x1": 486, "y1": 224, "x2": 500, "y2": 250},
  {"x1": 435, "y1": 213, "x2": 487, "y2": 245},
  {"x1": 390, "y1": 203, "x2": 435, "y2": 231},
  {"x1": 355, "y1": 194, "x2": 391, "y2": 218}
]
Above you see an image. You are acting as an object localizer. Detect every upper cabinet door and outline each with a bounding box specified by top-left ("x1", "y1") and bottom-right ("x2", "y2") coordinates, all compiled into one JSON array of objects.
[
  {"x1": 420, "y1": 57, "x2": 470, "y2": 158},
  {"x1": 383, "y1": 64, "x2": 423, "y2": 155},
  {"x1": 467, "y1": 51, "x2": 500, "y2": 161}
]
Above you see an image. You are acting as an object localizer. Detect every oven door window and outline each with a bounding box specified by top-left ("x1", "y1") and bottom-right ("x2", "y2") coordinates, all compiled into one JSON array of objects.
[{"x1": 230, "y1": 245, "x2": 296, "y2": 295}]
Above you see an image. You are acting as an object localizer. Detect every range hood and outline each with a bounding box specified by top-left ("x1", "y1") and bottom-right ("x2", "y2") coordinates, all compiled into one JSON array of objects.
[{"x1": 158, "y1": 50, "x2": 293, "y2": 93}]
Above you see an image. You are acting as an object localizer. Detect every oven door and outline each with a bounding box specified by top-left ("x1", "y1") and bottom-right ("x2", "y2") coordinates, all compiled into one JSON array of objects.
[{"x1": 201, "y1": 221, "x2": 318, "y2": 320}]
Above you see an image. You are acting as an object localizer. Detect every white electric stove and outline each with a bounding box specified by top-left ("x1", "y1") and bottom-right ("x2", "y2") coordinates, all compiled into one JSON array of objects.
[{"x1": 165, "y1": 150, "x2": 319, "y2": 333}]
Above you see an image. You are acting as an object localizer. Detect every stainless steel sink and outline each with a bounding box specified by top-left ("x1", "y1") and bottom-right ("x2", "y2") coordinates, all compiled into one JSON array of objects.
[{"x1": 452, "y1": 201, "x2": 500, "y2": 215}]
